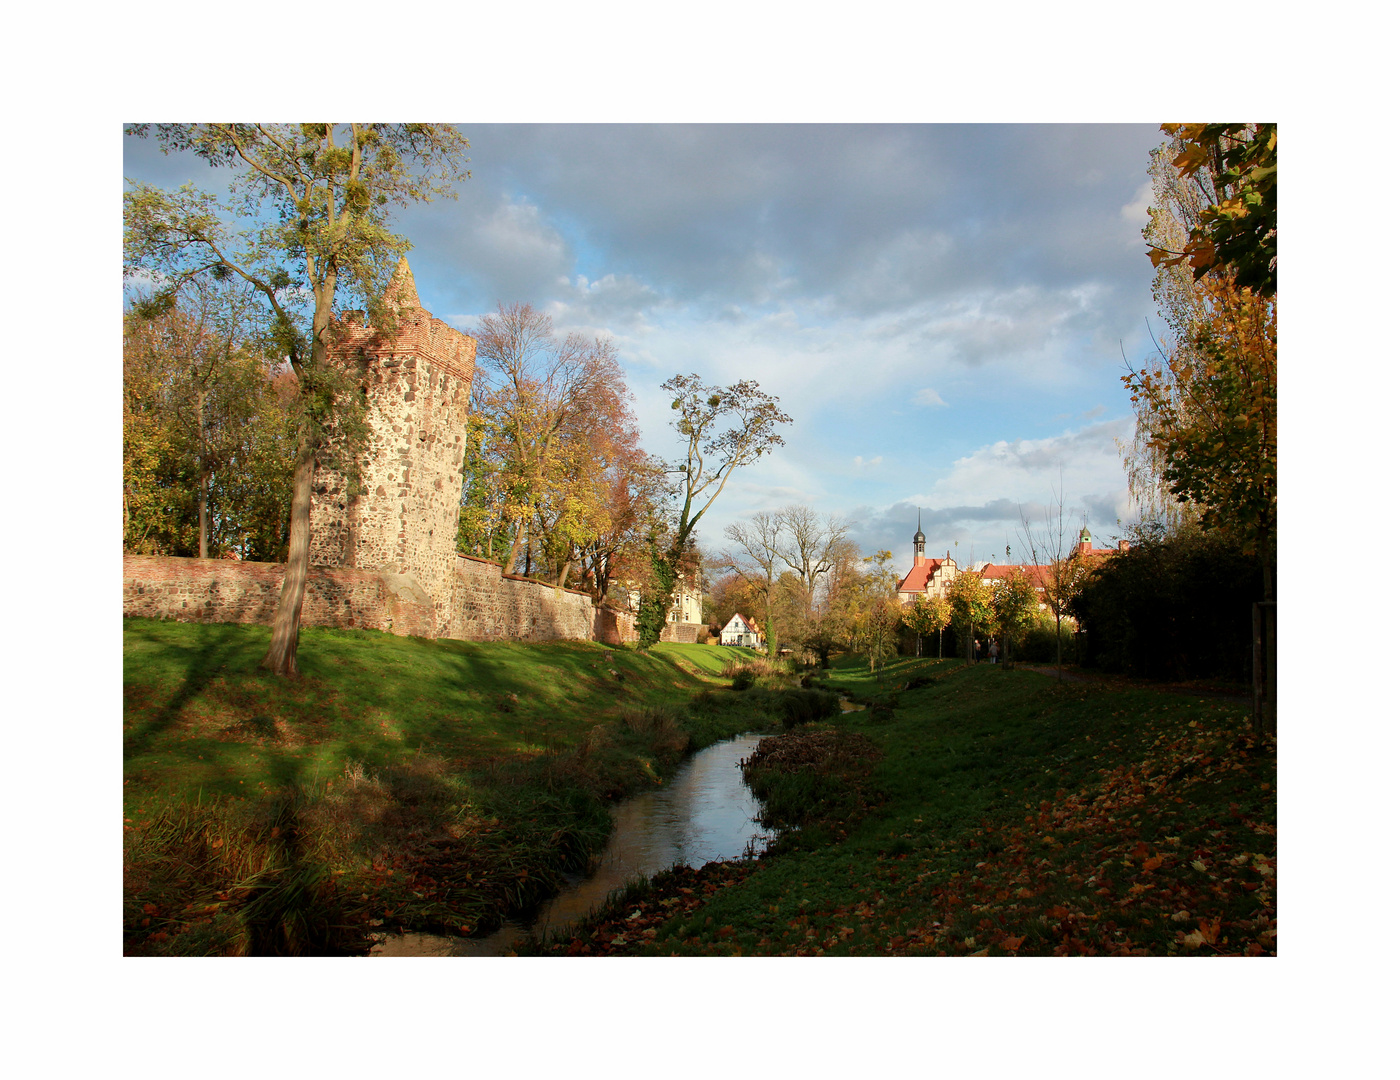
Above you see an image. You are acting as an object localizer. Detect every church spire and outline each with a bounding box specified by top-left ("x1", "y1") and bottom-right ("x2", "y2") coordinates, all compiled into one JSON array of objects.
[{"x1": 913, "y1": 509, "x2": 926, "y2": 564}]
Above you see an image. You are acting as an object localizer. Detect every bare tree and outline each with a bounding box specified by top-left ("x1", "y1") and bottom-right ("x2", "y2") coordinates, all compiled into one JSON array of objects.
[
  {"x1": 775, "y1": 505, "x2": 849, "y2": 623},
  {"x1": 722, "y1": 511, "x2": 784, "y2": 657},
  {"x1": 1018, "y1": 472, "x2": 1087, "y2": 682},
  {"x1": 637, "y1": 375, "x2": 791, "y2": 649}
]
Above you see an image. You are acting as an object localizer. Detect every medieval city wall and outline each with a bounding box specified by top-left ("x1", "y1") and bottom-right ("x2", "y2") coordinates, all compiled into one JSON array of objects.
[
  {"x1": 444, "y1": 555, "x2": 597, "y2": 642},
  {"x1": 125, "y1": 553, "x2": 707, "y2": 649},
  {"x1": 122, "y1": 555, "x2": 437, "y2": 638}
]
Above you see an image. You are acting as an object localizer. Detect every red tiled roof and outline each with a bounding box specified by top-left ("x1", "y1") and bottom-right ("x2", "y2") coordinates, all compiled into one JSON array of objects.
[{"x1": 897, "y1": 560, "x2": 942, "y2": 594}]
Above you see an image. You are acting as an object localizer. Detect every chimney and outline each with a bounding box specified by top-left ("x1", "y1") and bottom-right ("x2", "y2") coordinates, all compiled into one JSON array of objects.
[{"x1": 1118, "y1": 539, "x2": 1130, "y2": 552}]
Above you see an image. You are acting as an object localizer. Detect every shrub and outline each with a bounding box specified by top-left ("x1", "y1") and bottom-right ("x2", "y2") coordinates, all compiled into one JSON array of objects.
[
  {"x1": 1017, "y1": 613, "x2": 1077, "y2": 663},
  {"x1": 723, "y1": 654, "x2": 793, "y2": 691},
  {"x1": 1071, "y1": 526, "x2": 1263, "y2": 680}
]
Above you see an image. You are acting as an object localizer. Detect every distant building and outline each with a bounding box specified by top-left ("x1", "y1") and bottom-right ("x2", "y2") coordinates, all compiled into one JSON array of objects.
[
  {"x1": 897, "y1": 517, "x2": 1128, "y2": 613},
  {"x1": 720, "y1": 612, "x2": 764, "y2": 649},
  {"x1": 895, "y1": 511, "x2": 961, "y2": 605},
  {"x1": 617, "y1": 575, "x2": 704, "y2": 626}
]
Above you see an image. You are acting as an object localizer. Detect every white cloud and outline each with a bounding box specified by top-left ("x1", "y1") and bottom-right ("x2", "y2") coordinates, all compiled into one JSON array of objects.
[
  {"x1": 1120, "y1": 180, "x2": 1153, "y2": 247},
  {"x1": 915, "y1": 388, "x2": 947, "y2": 407}
]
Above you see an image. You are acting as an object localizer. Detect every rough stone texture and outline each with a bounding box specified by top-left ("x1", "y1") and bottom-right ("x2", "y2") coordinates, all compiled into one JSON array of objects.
[
  {"x1": 661, "y1": 622, "x2": 702, "y2": 644},
  {"x1": 124, "y1": 554, "x2": 704, "y2": 648},
  {"x1": 123, "y1": 555, "x2": 436, "y2": 638},
  {"x1": 444, "y1": 555, "x2": 597, "y2": 641},
  {"x1": 308, "y1": 259, "x2": 476, "y2": 635},
  {"x1": 591, "y1": 605, "x2": 700, "y2": 645},
  {"x1": 594, "y1": 605, "x2": 635, "y2": 646}
]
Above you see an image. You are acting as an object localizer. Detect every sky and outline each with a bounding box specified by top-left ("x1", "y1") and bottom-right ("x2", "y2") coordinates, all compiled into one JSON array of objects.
[{"x1": 123, "y1": 123, "x2": 1168, "y2": 574}]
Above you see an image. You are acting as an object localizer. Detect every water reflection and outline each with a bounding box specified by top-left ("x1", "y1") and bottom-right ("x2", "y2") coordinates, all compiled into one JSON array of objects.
[{"x1": 370, "y1": 733, "x2": 772, "y2": 956}]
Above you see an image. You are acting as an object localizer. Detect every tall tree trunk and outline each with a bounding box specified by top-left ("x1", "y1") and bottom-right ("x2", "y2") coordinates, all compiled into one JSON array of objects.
[
  {"x1": 503, "y1": 516, "x2": 526, "y2": 571},
  {"x1": 260, "y1": 276, "x2": 335, "y2": 678},
  {"x1": 197, "y1": 387, "x2": 208, "y2": 559},
  {"x1": 261, "y1": 432, "x2": 315, "y2": 676}
]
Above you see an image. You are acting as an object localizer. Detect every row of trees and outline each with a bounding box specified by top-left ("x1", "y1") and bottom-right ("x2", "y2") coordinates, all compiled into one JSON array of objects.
[
  {"x1": 711, "y1": 505, "x2": 1066, "y2": 674},
  {"x1": 123, "y1": 281, "x2": 298, "y2": 561},
  {"x1": 1118, "y1": 123, "x2": 1277, "y2": 730},
  {"x1": 455, "y1": 301, "x2": 667, "y2": 603},
  {"x1": 454, "y1": 309, "x2": 793, "y2": 649}
]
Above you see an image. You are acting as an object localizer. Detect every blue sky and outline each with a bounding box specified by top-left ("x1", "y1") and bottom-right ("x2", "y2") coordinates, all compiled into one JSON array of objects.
[{"x1": 125, "y1": 123, "x2": 1168, "y2": 572}]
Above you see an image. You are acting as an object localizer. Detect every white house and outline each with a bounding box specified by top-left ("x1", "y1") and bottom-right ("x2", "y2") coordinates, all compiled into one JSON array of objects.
[
  {"x1": 615, "y1": 576, "x2": 704, "y2": 625},
  {"x1": 720, "y1": 612, "x2": 764, "y2": 649}
]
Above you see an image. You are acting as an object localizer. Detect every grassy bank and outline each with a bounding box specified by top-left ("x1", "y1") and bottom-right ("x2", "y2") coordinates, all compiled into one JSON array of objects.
[
  {"x1": 123, "y1": 620, "x2": 792, "y2": 955},
  {"x1": 523, "y1": 655, "x2": 1277, "y2": 956}
]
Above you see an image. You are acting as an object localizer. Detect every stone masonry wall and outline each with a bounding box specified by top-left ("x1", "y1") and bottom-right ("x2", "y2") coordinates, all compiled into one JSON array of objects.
[
  {"x1": 445, "y1": 556, "x2": 597, "y2": 642},
  {"x1": 591, "y1": 604, "x2": 701, "y2": 645},
  {"x1": 123, "y1": 555, "x2": 436, "y2": 638},
  {"x1": 125, "y1": 554, "x2": 704, "y2": 649}
]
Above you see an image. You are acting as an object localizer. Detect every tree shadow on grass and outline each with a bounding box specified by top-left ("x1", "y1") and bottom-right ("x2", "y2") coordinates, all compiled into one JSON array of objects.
[{"x1": 124, "y1": 622, "x2": 266, "y2": 762}]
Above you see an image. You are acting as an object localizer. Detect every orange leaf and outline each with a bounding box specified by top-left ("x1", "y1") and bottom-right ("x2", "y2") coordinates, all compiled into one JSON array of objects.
[
  {"x1": 1142, "y1": 856, "x2": 1163, "y2": 872},
  {"x1": 998, "y1": 935, "x2": 1025, "y2": 953}
]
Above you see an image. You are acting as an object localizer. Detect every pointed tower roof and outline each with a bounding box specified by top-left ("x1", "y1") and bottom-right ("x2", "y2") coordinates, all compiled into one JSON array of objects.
[
  {"x1": 914, "y1": 508, "x2": 925, "y2": 544},
  {"x1": 386, "y1": 256, "x2": 422, "y2": 311}
]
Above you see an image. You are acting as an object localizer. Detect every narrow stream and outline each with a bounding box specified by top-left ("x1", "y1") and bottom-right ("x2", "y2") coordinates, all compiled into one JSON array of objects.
[{"x1": 369, "y1": 733, "x2": 773, "y2": 956}]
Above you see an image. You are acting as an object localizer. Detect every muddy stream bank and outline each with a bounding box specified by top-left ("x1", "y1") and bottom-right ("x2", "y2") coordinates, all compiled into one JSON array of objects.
[{"x1": 370, "y1": 732, "x2": 773, "y2": 956}]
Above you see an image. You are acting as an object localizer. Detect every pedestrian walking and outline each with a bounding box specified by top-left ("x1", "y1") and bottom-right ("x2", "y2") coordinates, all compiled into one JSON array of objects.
[
  {"x1": 974, "y1": 638, "x2": 981, "y2": 663},
  {"x1": 989, "y1": 639, "x2": 1000, "y2": 664}
]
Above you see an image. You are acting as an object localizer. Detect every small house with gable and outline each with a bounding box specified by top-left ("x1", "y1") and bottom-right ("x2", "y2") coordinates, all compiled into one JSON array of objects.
[{"x1": 720, "y1": 612, "x2": 764, "y2": 649}]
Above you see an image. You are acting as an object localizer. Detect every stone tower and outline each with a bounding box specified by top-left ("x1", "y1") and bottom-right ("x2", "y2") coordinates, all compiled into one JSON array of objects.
[{"x1": 308, "y1": 258, "x2": 477, "y2": 632}]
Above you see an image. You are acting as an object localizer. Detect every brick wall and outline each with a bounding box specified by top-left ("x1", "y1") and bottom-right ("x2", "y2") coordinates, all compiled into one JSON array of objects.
[{"x1": 123, "y1": 555, "x2": 436, "y2": 638}]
